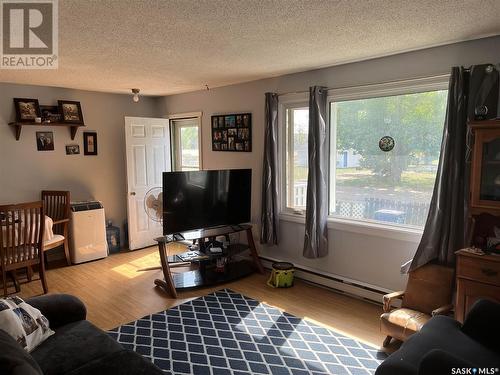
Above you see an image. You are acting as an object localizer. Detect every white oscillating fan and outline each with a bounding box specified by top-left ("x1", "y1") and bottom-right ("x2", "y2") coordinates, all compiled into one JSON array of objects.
[
  {"x1": 144, "y1": 187, "x2": 163, "y2": 222},
  {"x1": 138, "y1": 187, "x2": 189, "y2": 272}
]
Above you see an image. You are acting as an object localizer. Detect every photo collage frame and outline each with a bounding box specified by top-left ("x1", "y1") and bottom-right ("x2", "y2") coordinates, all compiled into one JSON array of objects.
[{"x1": 211, "y1": 113, "x2": 251, "y2": 152}]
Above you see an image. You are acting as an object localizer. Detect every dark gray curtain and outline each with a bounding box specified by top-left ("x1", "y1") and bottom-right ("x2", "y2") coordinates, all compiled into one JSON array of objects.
[
  {"x1": 260, "y1": 93, "x2": 280, "y2": 245},
  {"x1": 303, "y1": 86, "x2": 329, "y2": 258},
  {"x1": 405, "y1": 67, "x2": 471, "y2": 272}
]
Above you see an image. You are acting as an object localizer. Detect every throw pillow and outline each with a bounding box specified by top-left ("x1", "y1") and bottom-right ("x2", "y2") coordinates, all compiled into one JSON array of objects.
[{"x1": 0, "y1": 296, "x2": 54, "y2": 352}]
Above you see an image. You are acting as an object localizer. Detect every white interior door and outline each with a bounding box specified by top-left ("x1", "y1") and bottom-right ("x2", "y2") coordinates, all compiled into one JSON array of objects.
[{"x1": 125, "y1": 117, "x2": 171, "y2": 250}]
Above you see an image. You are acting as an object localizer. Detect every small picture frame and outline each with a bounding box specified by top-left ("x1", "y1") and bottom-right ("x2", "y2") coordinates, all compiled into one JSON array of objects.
[
  {"x1": 65, "y1": 144, "x2": 80, "y2": 155},
  {"x1": 211, "y1": 113, "x2": 252, "y2": 152},
  {"x1": 36, "y1": 131, "x2": 54, "y2": 151},
  {"x1": 58, "y1": 100, "x2": 84, "y2": 124},
  {"x1": 14, "y1": 98, "x2": 41, "y2": 122},
  {"x1": 40, "y1": 105, "x2": 61, "y2": 123},
  {"x1": 83, "y1": 132, "x2": 97, "y2": 155}
]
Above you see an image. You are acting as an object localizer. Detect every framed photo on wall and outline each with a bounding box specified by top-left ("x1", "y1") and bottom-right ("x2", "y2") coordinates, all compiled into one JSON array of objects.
[
  {"x1": 40, "y1": 105, "x2": 61, "y2": 123},
  {"x1": 14, "y1": 98, "x2": 41, "y2": 122},
  {"x1": 65, "y1": 144, "x2": 80, "y2": 155},
  {"x1": 36, "y1": 131, "x2": 54, "y2": 151},
  {"x1": 58, "y1": 100, "x2": 84, "y2": 124},
  {"x1": 83, "y1": 132, "x2": 97, "y2": 155},
  {"x1": 211, "y1": 113, "x2": 251, "y2": 152}
]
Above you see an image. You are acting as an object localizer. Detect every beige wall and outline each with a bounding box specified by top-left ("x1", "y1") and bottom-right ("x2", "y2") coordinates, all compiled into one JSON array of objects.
[
  {"x1": 157, "y1": 36, "x2": 500, "y2": 292},
  {"x1": 0, "y1": 83, "x2": 158, "y2": 244}
]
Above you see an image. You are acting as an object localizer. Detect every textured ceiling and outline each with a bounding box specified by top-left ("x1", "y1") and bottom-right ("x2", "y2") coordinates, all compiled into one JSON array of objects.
[{"x1": 1, "y1": 0, "x2": 499, "y2": 96}]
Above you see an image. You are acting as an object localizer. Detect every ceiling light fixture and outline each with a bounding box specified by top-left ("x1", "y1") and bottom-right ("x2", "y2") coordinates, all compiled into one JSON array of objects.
[{"x1": 131, "y1": 88, "x2": 140, "y2": 103}]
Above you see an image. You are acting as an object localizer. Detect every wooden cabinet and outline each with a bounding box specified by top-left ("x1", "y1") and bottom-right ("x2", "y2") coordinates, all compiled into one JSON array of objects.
[
  {"x1": 470, "y1": 121, "x2": 500, "y2": 215},
  {"x1": 459, "y1": 121, "x2": 500, "y2": 322},
  {"x1": 456, "y1": 250, "x2": 500, "y2": 322}
]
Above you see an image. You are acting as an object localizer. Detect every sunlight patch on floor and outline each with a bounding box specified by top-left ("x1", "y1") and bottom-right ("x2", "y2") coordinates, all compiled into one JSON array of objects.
[
  {"x1": 249, "y1": 298, "x2": 379, "y2": 348},
  {"x1": 304, "y1": 316, "x2": 379, "y2": 348},
  {"x1": 234, "y1": 302, "x2": 281, "y2": 340},
  {"x1": 111, "y1": 252, "x2": 160, "y2": 278}
]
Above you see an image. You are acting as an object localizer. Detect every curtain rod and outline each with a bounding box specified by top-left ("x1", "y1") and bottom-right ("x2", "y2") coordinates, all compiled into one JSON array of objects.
[{"x1": 276, "y1": 71, "x2": 459, "y2": 97}]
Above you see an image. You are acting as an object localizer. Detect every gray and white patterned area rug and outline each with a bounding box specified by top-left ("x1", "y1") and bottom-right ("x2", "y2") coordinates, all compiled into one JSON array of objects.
[{"x1": 108, "y1": 289, "x2": 386, "y2": 375}]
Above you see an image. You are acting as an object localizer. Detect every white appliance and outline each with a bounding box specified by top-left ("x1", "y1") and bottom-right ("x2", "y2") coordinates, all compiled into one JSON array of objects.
[{"x1": 69, "y1": 201, "x2": 108, "y2": 264}]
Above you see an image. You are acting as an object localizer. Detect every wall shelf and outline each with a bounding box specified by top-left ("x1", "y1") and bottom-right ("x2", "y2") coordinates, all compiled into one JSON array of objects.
[{"x1": 8, "y1": 121, "x2": 85, "y2": 141}]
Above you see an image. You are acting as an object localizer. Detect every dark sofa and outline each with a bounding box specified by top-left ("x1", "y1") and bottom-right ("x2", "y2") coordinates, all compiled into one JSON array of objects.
[
  {"x1": 0, "y1": 294, "x2": 163, "y2": 375},
  {"x1": 376, "y1": 299, "x2": 500, "y2": 375}
]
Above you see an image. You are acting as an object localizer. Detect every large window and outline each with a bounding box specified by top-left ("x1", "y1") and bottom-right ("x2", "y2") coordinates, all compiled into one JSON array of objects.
[
  {"x1": 331, "y1": 90, "x2": 447, "y2": 227},
  {"x1": 282, "y1": 81, "x2": 448, "y2": 229},
  {"x1": 171, "y1": 118, "x2": 201, "y2": 171}
]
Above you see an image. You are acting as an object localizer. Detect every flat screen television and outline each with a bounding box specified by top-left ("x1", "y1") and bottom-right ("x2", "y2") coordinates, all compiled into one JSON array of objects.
[{"x1": 162, "y1": 169, "x2": 251, "y2": 235}]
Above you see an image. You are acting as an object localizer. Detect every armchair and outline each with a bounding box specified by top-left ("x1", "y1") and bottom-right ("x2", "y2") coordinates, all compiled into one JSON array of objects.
[{"x1": 380, "y1": 263, "x2": 454, "y2": 346}]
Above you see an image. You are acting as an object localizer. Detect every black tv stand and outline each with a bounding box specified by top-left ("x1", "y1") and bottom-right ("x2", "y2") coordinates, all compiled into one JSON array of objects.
[
  {"x1": 154, "y1": 224, "x2": 264, "y2": 298},
  {"x1": 172, "y1": 233, "x2": 185, "y2": 241}
]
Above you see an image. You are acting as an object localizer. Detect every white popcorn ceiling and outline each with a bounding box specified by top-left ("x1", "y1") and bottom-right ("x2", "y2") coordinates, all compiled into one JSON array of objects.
[{"x1": 0, "y1": 0, "x2": 499, "y2": 96}]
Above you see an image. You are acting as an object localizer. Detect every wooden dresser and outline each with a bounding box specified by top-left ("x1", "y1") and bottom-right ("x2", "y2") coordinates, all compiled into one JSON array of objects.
[{"x1": 456, "y1": 249, "x2": 500, "y2": 322}]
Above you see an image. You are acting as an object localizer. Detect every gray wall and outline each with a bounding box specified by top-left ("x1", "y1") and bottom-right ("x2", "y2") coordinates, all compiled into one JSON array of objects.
[
  {"x1": 157, "y1": 36, "x2": 500, "y2": 291},
  {"x1": 0, "y1": 83, "x2": 158, "y2": 244},
  {"x1": 1, "y1": 36, "x2": 498, "y2": 290}
]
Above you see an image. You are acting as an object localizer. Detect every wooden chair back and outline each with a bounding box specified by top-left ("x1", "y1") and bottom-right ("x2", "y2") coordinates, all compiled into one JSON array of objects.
[
  {"x1": 402, "y1": 263, "x2": 455, "y2": 315},
  {"x1": 41, "y1": 191, "x2": 70, "y2": 235},
  {"x1": 0, "y1": 201, "x2": 44, "y2": 270}
]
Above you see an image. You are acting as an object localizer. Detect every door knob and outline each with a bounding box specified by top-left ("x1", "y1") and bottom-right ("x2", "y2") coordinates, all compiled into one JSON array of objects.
[{"x1": 130, "y1": 192, "x2": 136, "y2": 196}]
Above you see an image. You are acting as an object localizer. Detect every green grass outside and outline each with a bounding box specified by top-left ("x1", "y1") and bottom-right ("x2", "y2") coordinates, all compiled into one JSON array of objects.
[{"x1": 293, "y1": 166, "x2": 436, "y2": 191}]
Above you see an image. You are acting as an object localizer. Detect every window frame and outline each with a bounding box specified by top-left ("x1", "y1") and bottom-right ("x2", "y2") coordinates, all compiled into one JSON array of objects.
[
  {"x1": 278, "y1": 93, "x2": 309, "y2": 215},
  {"x1": 170, "y1": 117, "x2": 202, "y2": 171},
  {"x1": 279, "y1": 75, "x2": 450, "y2": 241}
]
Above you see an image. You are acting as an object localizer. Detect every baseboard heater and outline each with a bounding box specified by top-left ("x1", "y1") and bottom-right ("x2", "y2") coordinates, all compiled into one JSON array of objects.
[{"x1": 259, "y1": 256, "x2": 389, "y2": 304}]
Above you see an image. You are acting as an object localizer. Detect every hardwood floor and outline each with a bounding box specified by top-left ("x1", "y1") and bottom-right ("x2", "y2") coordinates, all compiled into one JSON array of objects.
[{"x1": 16, "y1": 245, "x2": 387, "y2": 348}]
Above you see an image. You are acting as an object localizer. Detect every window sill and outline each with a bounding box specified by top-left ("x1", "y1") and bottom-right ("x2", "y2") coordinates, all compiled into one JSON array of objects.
[{"x1": 279, "y1": 212, "x2": 422, "y2": 243}]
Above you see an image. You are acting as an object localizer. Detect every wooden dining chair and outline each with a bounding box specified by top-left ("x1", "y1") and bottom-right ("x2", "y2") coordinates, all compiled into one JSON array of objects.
[
  {"x1": 0, "y1": 202, "x2": 48, "y2": 296},
  {"x1": 42, "y1": 191, "x2": 71, "y2": 266}
]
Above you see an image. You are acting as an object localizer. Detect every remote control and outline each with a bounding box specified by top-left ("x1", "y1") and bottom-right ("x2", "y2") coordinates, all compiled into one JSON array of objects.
[{"x1": 210, "y1": 247, "x2": 223, "y2": 253}]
